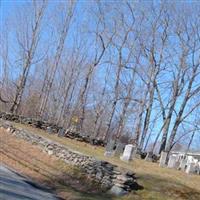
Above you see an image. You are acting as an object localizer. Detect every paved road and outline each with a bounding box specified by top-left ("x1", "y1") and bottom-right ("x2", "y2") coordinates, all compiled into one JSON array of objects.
[{"x1": 0, "y1": 165, "x2": 60, "y2": 200}]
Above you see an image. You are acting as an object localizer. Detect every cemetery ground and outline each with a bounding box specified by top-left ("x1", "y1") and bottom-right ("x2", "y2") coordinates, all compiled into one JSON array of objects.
[{"x1": 1, "y1": 123, "x2": 200, "y2": 200}]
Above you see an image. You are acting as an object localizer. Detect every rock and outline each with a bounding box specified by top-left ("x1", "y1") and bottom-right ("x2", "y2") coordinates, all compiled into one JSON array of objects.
[
  {"x1": 126, "y1": 171, "x2": 135, "y2": 177},
  {"x1": 96, "y1": 171, "x2": 103, "y2": 180},
  {"x1": 101, "y1": 179, "x2": 112, "y2": 189},
  {"x1": 116, "y1": 175, "x2": 132, "y2": 182},
  {"x1": 113, "y1": 170, "x2": 121, "y2": 175},
  {"x1": 109, "y1": 185, "x2": 128, "y2": 196},
  {"x1": 47, "y1": 150, "x2": 54, "y2": 156}
]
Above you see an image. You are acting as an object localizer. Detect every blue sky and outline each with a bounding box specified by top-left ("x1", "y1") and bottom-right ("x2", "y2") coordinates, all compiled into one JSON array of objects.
[{"x1": 1, "y1": 0, "x2": 200, "y2": 151}]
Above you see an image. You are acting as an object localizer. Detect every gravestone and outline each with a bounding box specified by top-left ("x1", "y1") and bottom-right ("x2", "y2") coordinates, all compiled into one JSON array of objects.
[
  {"x1": 120, "y1": 144, "x2": 134, "y2": 162},
  {"x1": 168, "y1": 155, "x2": 177, "y2": 168},
  {"x1": 159, "y1": 151, "x2": 168, "y2": 167},
  {"x1": 197, "y1": 162, "x2": 200, "y2": 175},
  {"x1": 174, "y1": 160, "x2": 180, "y2": 169},
  {"x1": 58, "y1": 128, "x2": 65, "y2": 137},
  {"x1": 104, "y1": 140, "x2": 115, "y2": 157},
  {"x1": 114, "y1": 134, "x2": 129, "y2": 156},
  {"x1": 186, "y1": 162, "x2": 196, "y2": 174},
  {"x1": 47, "y1": 126, "x2": 53, "y2": 134},
  {"x1": 186, "y1": 156, "x2": 195, "y2": 165},
  {"x1": 115, "y1": 142, "x2": 125, "y2": 156},
  {"x1": 179, "y1": 159, "x2": 187, "y2": 171},
  {"x1": 145, "y1": 151, "x2": 153, "y2": 162}
]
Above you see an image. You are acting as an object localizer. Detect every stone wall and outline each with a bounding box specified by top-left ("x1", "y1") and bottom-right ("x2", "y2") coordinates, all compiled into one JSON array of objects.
[
  {"x1": 0, "y1": 112, "x2": 105, "y2": 146},
  {"x1": 0, "y1": 120, "x2": 142, "y2": 196}
]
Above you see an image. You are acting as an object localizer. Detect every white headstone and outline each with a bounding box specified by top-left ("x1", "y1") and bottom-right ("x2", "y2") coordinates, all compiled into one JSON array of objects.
[
  {"x1": 197, "y1": 162, "x2": 200, "y2": 175},
  {"x1": 186, "y1": 156, "x2": 194, "y2": 165},
  {"x1": 179, "y1": 159, "x2": 187, "y2": 171},
  {"x1": 159, "y1": 151, "x2": 168, "y2": 167},
  {"x1": 120, "y1": 144, "x2": 134, "y2": 162},
  {"x1": 185, "y1": 163, "x2": 196, "y2": 174},
  {"x1": 168, "y1": 155, "x2": 177, "y2": 168}
]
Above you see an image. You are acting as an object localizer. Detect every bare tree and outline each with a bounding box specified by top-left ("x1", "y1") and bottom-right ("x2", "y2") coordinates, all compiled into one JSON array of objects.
[
  {"x1": 160, "y1": 7, "x2": 200, "y2": 153},
  {"x1": 10, "y1": 0, "x2": 47, "y2": 114},
  {"x1": 39, "y1": 1, "x2": 76, "y2": 118}
]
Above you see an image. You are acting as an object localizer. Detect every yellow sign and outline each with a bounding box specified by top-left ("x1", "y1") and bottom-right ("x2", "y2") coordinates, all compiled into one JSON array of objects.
[{"x1": 71, "y1": 116, "x2": 79, "y2": 124}]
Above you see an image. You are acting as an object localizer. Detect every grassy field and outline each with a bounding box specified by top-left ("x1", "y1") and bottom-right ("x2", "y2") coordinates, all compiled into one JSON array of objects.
[{"x1": 1, "y1": 122, "x2": 200, "y2": 200}]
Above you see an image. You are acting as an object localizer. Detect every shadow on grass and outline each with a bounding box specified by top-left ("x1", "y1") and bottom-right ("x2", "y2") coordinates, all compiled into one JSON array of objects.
[{"x1": 45, "y1": 173, "x2": 115, "y2": 200}]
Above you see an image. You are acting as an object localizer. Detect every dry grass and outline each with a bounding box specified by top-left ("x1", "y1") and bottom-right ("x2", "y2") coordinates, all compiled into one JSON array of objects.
[{"x1": 1, "y1": 122, "x2": 200, "y2": 200}]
